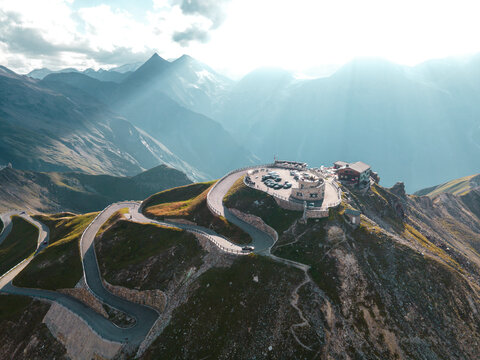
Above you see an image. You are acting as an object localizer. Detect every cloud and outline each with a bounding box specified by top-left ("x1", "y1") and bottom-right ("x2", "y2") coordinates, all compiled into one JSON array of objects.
[
  {"x1": 176, "y1": 0, "x2": 231, "y2": 29},
  {"x1": 169, "y1": 0, "x2": 230, "y2": 45},
  {"x1": 172, "y1": 25, "x2": 209, "y2": 46},
  {"x1": 0, "y1": 11, "x2": 60, "y2": 56},
  {"x1": 0, "y1": 0, "x2": 231, "y2": 73},
  {"x1": 0, "y1": 3, "x2": 164, "y2": 72}
]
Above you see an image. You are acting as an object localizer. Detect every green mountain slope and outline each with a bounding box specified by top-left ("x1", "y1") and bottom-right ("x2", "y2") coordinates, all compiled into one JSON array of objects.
[
  {"x1": 415, "y1": 173, "x2": 480, "y2": 197},
  {"x1": 0, "y1": 165, "x2": 191, "y2": 213}
]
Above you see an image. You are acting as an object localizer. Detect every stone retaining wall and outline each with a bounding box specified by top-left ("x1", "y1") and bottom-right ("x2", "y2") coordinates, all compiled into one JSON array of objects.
[
  {"x1": 305, "y1": 209, "x2": 329, "y2": 219},
  {"x1": 228, "y1": 208, "x2": 278, "y2": 242},
  {"x1": 274, "y1": 197, "x2": 304, "y2": 211},
  {"x1": 103, "y1": 281, "x2": 166, "y2": 312},
  {"x1": 58, "y1": 286, "x2": 108, "y2": 318},
  {"x1": 43, "y1": 303, "x2": 122, "y2": 360}
]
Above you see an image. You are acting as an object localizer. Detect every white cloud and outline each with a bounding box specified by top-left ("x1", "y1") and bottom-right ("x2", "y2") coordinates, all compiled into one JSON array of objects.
[{"x1": 0, "y1": 0, "x2": 480, "y2": 77}]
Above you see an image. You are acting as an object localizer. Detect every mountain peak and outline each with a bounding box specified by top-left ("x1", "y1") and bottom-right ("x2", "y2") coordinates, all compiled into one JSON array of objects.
[
  {"x1": 125, "y1": 53, "x2": 171, "y2": 84},
  {"x1": 174, "y1": 54, "x2": 194, "y2": 63},
  {"x1": 148, "y1": 52, "x2": 166, "y2": 62}
]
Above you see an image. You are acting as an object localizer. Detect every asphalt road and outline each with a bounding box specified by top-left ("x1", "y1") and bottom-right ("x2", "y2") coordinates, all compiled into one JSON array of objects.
[
  {"x1": 0, "y1": 206, "x2": 158, "y2": 346},
  {"x1": 207, "y1": 170, "x2": 277, "y2": 254},
  {"x1": 79, "y1": 202, "x2": 160, "y2": 345}
]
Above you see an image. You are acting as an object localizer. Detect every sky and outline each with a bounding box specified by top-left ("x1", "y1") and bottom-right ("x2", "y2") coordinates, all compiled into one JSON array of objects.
[{"x1": 0, "y1": 0, "x2": 480, "y2": 78}]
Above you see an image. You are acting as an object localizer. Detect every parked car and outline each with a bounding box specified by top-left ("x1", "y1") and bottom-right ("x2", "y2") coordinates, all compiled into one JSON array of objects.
[
  {"x1": 274, "y1": 177, "x2": 282, "y2": 182},
  {"x1": 274, "y1": 184, "x2": 282, "y2": 189},
  {"x1": 242, "y1": 246, "x2": 255, "y2": 251},
  {"x1": 283, "y1": 183, "x2": 292, "y2": 189}
]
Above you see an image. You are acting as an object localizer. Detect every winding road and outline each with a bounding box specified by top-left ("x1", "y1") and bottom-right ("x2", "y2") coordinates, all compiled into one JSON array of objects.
[
  {"x1": 0, "y1": 166, "x2": 318, "y2": 348},
  {"x1": 207, "y1": 169, "x2": 277, "y2": 254}
]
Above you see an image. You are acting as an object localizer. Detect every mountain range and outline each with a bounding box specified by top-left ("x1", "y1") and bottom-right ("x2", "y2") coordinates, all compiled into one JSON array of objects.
[{"x1": 2, "y1": 53, "x2": 479, "y2": 191}]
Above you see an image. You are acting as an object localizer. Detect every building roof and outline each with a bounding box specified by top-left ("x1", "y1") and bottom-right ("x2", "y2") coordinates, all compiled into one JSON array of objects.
[
  {"x1": 348, "y1": 161, "x2": 370, "y2": 173},
  {"x1": 345, "y1": 208, "x2": 361, "y2": 216},
  {"x1": 334, "y1": 161, "x2": 348, "y2": 167}
]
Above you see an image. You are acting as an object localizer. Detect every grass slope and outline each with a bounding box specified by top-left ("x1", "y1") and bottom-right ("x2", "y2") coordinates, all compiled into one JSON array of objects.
[
  {"x1": 0, "y1": 165, "x2": 192, "y2": 213},
  {"x1": 13, "y1": 212, "x2": 97, "y2": 290},
  {"x1": 415, "y1": 173, "x2": 480, "y2": 197},
  {"x1": 143, "y1": 182, "x2": 252, "y2": 245},
  {"x1": 0, "y1": 294, "x2": 32, "y2": 321},
  {"x1": 0, "y1": 216, "x2": 38, "y2": 275},
  {"x1": 224, "y1": 176, "x2": 300, "y2": 234},
  {"x1": 141, "y1": 256, "x2": 307, "y2": 359},
  {"x1": 95, "y1": 219, "x2": 204, "y2": 290}
]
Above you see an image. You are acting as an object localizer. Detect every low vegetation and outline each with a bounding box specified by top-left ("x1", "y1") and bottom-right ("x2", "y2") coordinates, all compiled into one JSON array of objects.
[
  {"x1": 143, "y1": 181, "x2": 252, "y2": 245},
  {"x1": 13, "y1": 212, "x2": 97, "y2": 290},
  {"x1": 95, "y1": 219, "x2": 205, "y2": 290},
  {"x1": 0, "y1": 295, "x2": 67, "y2": 359},
  {"x1": 223, "y1": 177, "x2": 300, "y2": 234},
  {"x1": 0, "y1": 216, "x2": 38, "y2": 275},
  {"x1": 141, "y1": 256, "x2": 307, "y2": 359},
  {"x1": 415, "y1": 173, "x2": 479, "y2": 197},
  {"x1": 0, "y1": 295, "x2": 32, "y2": 321}
]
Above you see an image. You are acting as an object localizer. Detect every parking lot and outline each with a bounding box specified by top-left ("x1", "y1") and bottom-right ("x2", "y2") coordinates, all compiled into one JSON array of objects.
[{"x1": 246, "y1": 167, "x2": 302, "y2": 199}]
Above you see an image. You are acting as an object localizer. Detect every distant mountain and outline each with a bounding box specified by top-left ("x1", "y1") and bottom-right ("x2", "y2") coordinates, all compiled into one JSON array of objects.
[
  {"x1": 0, "y1": 67, "x2": 205, "y2": 180},
  {"x1": 214, "y1": 57, "x2": 480, "y2": 191},
  {"x1": 122, "y1": 54, "x2": 233, "y2": 119},
  {"x1": 215, "y1": 67, "x2": 296, "y2": 135},
  {"x1": 415, "y1": 173, "x2": 480, "y2": 197},
  {"x1": 0, "y1": 165, "x2": 191, "y2": 213},
  {"x1": 110, "y1": 61, "x2": 143, "y2": 73},
  {"x1": 27, "y1": 66, "x2": 133, "y2": 83},
  {"x1": 81, "y1": 68, "x2": 131, "y2": 83},
  {"x1": 27, "y1": 67, "x2": 78, "y2": 79},
  {"x1": 45, "y1": 54, "x2": 256, "y2": 178}
]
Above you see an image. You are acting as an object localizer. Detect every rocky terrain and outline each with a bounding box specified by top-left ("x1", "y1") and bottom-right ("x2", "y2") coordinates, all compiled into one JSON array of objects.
[{"x1": 0, "y1": 175, "x2": 479, "y2": 359}]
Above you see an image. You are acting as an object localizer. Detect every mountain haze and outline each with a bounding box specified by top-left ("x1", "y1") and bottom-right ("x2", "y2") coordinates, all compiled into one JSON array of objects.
[
  {"x1": 44, "y1": 54, "x2": 255, "y2": 178},
  {"x1": 212, "y1": 57, "x2": 480, "y2": 191},
  {"x1": 0, "y1": 67, "x2": 203, "y2": 179},
  {"x1": 17, "y1": 53, "x2": 480, "y2": 191}
]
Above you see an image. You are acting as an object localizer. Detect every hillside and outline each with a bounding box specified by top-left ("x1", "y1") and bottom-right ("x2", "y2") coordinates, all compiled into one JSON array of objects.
[
  {"x1": 1, "y1": 172, "x2": 479, "y2": 359},
  {"x1": 415, "y1": 173, "x2": 480, "y2": 197},
  {"x1": 0, "y1": 67, "x2": 202, "y2": 179},
  {"x1": 0, "y1": 165, "x2": 191, "y2": 213},
  {"x1": 43, "y1": 54, "x2": 256, "y2": 179},
  {"x1": 142, "y1": 182, "x2": 252, "y2": 244}
]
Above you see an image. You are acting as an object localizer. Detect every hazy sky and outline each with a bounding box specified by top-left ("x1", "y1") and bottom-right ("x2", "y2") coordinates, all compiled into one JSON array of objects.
[{"x1": 1, "y1": 0, "x2": 480, "y2": 78}]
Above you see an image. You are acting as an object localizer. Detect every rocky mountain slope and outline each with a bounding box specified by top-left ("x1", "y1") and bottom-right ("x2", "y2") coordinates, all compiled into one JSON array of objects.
[
  {"x1": 43, "y1": 54, "x2": 255, "y2": 178},
  {"x1": 0, "y1": 66, "x2": 203, "y2": 179},
  {"x1": 21, "y1": 53, "x2": 480, "y2": 191},
  {"x1": 415, "y1": 173, "x2": 480, "y2": 197},
  {"x1": 2, "y1": 172, "x2": 478, "y2": 359},
  {"x1": 0, "y1": 165, "x2": 191, "y2": 213}
]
